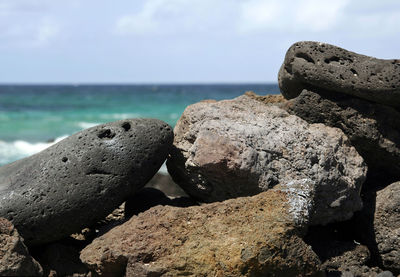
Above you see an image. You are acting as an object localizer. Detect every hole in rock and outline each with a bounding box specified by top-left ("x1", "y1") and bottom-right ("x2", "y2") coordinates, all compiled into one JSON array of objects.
[
  {"x1": 122, "y1": 122, "x2": 131, "y2": 131},
  {"x1": 295, "y1": 52, "x2": 315, "y2": 64},
  {"x1": 62, "y1": 157, "x2": 68, "y2": 162},
  {"x1": 98, "y1": 129, "x2": 116, "y2": 139},
  {"x1": 350, "y1": 68, "x2": 358, "y2": 76}
]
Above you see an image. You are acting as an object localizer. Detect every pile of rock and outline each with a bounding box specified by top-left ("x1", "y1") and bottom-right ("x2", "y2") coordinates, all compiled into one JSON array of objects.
[{"x1": 0, "y1": 42, "x2": 399, "y2": 277}]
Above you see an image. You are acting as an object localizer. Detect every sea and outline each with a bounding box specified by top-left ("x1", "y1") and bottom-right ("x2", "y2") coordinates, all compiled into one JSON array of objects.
[{"x1": 0, "y1": 84, "x2": 280, "y2": 166}]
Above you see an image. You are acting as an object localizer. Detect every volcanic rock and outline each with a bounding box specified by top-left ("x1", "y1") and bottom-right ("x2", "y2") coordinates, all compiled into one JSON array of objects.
[
  {"x1": 80, "y1": 184, "x2": 323, "y2": 277},
  {"x1": 0, "y1": 119, "x2": 173, "y2": 245},
  {"x1": 278, "y1": 41, "x2": 400, "y2": 108},
  {"x1": 0, "y1": 217, "x2": 43, "y2": 276},
  {"x1": 167, "y1": 95, "x2": 366, "y2": 225},
  {"x1": 283, "y1": 89, "x2": 400, "y2": 180},
  {"x1": 374, "y1": 182, "x2": 400, "y2": 273}
]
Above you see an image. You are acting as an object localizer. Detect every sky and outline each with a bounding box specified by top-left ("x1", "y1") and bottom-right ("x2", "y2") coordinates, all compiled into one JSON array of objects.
[{"x1": 0, "y1": 0, "x2": 399, "y2": 84}]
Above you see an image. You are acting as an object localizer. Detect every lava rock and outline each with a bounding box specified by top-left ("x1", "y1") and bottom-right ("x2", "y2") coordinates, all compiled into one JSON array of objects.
[
  {"x1": 167, "y1": 95, "x2": 367, "y2": 225},
  {"x1": 0, "y1": 217, "x2": 43, "y2": 276},
  {"x1": 0, "y1": 119, "x2": 173, "y2": 245},
  {"x1": 278, "y1": 41, "x2": 400, "y2": 108},
  {"x1": 374, "y1": 182, "x2": 400, "y2": 273},
  {"x1": 283, "y1": 88, "x2": 400, "y2": 181},
  {"x1": 80, "y1": 185, "x2": 323, "y2": 277}
]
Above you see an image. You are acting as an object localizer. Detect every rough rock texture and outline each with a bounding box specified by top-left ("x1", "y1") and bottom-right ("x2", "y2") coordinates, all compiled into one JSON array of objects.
[
  {"x1": 283, "y1": 89, "x2": 400, "y2": 180},
  {"x1": 374, "y1": 182, "x2": 400, "y2": 273},
  {"x1": 167, "y1": 95, "x2": 367, "y2": 225},
  {"x1": 0, "y1": 119, "x2": 173, "y2": 245},
  {"x1": 0, "y1": 218, "x2": 43, "y2": 276},
  {"x1": 244, "y1": 91, "x2": 287, "y2": 105},
  {"x1": 80, "y1": 186, "x2": 323, "y2": 277},
  {"x1": 278, "y1": 41, "x2": 400, "y2": 108}
]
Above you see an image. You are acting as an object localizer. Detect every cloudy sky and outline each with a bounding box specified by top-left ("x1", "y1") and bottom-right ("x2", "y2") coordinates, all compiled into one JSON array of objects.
[{"x1": 0, "y1": 0, "x2": 399, "y2": 83}]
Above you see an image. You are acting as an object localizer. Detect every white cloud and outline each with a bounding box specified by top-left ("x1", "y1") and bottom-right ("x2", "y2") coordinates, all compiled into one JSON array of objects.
[
  {"x1": 114, "y1": 0, "x2": 236, "y2": 36},
  {"x1": 238, "y1": 0, "x2": 349, "y2": 33}
]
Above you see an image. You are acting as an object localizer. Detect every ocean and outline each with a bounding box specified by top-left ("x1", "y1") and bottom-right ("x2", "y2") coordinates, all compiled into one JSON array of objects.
[{"x1": 0, "y1": 84, "x2": 280, "y2": 166}]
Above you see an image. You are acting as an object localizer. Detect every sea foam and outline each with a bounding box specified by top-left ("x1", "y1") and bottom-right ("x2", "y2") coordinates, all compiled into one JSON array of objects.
[{"x1": 0, "y1": 136, "x2": 67, "y2": 166}]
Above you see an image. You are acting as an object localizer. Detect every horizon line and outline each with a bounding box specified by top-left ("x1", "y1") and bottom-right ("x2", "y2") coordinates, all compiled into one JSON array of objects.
[{"x1": 0, "y1": 82, "x2": 278, "y2": 86}]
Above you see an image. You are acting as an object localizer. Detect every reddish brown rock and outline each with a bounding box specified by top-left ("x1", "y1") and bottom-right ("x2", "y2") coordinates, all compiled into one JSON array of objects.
[
  {"x1": 0, "y1": 217, "x2": 43, "y2": 276},
  {"x1": 80, "y1": 186, "x2": 323, "y2": 277}
]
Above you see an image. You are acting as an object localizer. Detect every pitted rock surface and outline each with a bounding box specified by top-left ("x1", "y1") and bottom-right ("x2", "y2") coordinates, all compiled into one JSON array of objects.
[
  {"x1": 278, "y1": 41, "x2": 400, "y2": 108},
  {"x1": 0, "y1": 119, "x2": 173, "y2": 245},
  {"x1": 283, "y1": 89, "x2": 400, "y2": 180},
  {"x1": 0, "y1": 218, "x2": 43, "y2": 276},
  {"x1": 167, "y1": 95, "x2": 367, "y2": 225},
  {"x1": 374, "y1": 182, "x2": 400, "y2": 273},
  {"x1": 80, "y1": 188, "x2": 322, "y2": 277}
]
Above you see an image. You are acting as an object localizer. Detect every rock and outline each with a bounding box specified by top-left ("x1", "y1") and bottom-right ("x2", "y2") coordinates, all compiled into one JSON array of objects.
[
  {"x1": 32, "y1": 238, "x2": 89, "y2": 277},
  {"x1": 376, "y1": 272, "x2": 395, "y2": 277},
  {"x1": 0, "y1": 119, "x2": 173, "y2": 245},
  {"x1": 278, "y1": 41, "x2": 400, "y2": 108},
  {"x1": 374, "y1": 182, "x2": 400, "y2": 273},
  {"x1": 0, "y1": 218, "x2": 43, "y2": 276},
  {"x1": 244, "y1": 91, "x2": 287, "y2": 105},
  {"x1": 80, "y1": 186, "x2": 323, "y2": 277},
  {"x1": 167, "y1": 95, "x2": 367, "y2": 225},
  {"x1": 282, "y1": 89, "x2": 400, "y2": 181},
  {"x1": 125, "y1": 187, "x2": 197, "y2": 218}
]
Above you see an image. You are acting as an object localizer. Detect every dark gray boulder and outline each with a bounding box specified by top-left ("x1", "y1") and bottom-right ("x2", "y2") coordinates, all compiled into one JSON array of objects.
[
  {"x1": 278, "y1": 41, "x2": 400, "y2": 108},
  {"x1": 283, "y1": 89, "x2": 400, "y2": 181},
  {"x1": 0, "y1": 119, "x2": 173, "y2": 245}
]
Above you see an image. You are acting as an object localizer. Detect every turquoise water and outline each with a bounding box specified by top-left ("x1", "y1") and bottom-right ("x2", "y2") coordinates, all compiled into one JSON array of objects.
[{"x1": 0, "y1": 84, "x2": 279, "y2": 165}]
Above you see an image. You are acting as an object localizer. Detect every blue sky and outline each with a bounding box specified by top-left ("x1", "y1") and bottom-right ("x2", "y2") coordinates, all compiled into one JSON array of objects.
[{"x1": 0, "y1": 0, "x2": 399, "y2": 83}]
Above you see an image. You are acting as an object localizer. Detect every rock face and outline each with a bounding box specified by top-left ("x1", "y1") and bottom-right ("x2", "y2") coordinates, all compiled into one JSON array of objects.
[
  {"x1": 278, "y1": 41, "x2": 400, "y2": 108},
  {"x1": 167, "y1": 95, "x2": 366, "y2": 225},
  {"x1": 0, "y1": 119, "x2": 173, "y2": 245},
  {"x1": 374, "y1": 182, "x2": 400, "y2": 273},
  {"x1": 0, "y1": 218, "x2": 43, "y2": 276},
  {"x1": 80, "y1": 186, "x2": 322, "y2": 277},
  {"x1": 283, "y1": 89, "x2": 400, "y2": 180}
]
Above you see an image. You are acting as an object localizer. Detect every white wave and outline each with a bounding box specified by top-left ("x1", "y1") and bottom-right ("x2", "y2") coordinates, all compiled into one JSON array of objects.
[
  {"x1": 0, "y1": 135, "x2": 67, "y2": 166},
  {"x1": 77, "y1": 122, "x2": 100, "y2": 129}
]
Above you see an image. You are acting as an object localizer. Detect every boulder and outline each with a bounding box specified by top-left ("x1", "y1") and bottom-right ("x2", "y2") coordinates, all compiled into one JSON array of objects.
[
  {"x1": 282, "y1": 89, "x2": 400, "y2": 180},
  {"x1": 0, "y1": 119, "x2": 173, "y2": 245},
  {"x1": 374, "y1": 182, "x2": 400, "y2": 273},
  {"x1": 278, "y1": 41, "x2": 400, "y2": 109},
  {"x1": 80, "y1": 185, "x2": 323, "y2": 277},
  {"x1": 0, "y1": 218, "x2": 43, "y2": 276},
  {"x1": 167, "y1": 95, "x2": 367, "y2": 225}
]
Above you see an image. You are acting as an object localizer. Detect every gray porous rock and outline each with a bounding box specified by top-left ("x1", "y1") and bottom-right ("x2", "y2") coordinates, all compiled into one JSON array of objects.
[
  {"x1": 167, "y1": 95, "x2": 367, "y2": 225},
  {"x1": 278, "y1": 41, "x2": 400, "y2": 108},
  {"x1": 0, "y1": 119, "x2": 173, "y2": 245},
  {"x1": 283, "y1": 89, "x2": 400, "y2": 180},
  {"x1": 0, "y1": 217, "x2": 43, "y2": 276},
  {"x1": 374, "y1": 182, "x2": 400, "y2": 273}
]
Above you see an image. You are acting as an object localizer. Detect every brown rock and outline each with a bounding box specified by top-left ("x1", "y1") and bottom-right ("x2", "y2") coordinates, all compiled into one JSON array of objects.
[
  {"x1": 80, "y1": 188, "x2": 323, "y2": 277},
  {"x1": 244, "y1": 91, "x2": 286, "y2": 105},
  {"x1": 167, "y1": 95, "x2": 366, "y2": 225},
  {"x1": 283, "y1": 88, "x2": 400, "y2": 180},
  {"x1": 0, "y1": 217, "x2": 43, "y2": 276},
  {"x1": 374, "y1": 182, "x2": 400, "y2": 273}
]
